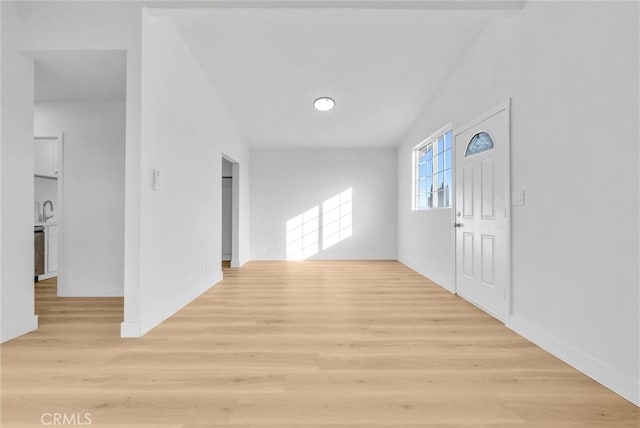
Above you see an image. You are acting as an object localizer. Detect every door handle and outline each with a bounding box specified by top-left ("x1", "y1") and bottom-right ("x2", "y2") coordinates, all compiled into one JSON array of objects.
[{"x1": 454, "y1": 222, "x2": 463, "y2": 228}]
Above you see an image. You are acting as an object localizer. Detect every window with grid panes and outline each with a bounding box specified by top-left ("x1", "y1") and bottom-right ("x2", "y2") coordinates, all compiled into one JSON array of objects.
[{"x1": 413, "y1": 128, "x2": 452, "y2": 210}]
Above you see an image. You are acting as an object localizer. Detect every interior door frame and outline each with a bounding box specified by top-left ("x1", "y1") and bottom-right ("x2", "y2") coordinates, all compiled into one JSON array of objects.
[
  {"x1": 221, "y1": 153, "x2": 240, "y2": 268},
  {"x1": 452, "y1": 99, "x2": 512, "y2": 326}
]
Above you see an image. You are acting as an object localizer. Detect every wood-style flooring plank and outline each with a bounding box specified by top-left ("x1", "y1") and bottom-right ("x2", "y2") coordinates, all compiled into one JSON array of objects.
[{"x1": 1, "y1": 261, "x2": 638, "y2": 427}]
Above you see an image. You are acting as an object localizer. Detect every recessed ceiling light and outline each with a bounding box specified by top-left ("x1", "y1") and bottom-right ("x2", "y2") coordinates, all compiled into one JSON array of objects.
[{"x1": 313, "y1": 97, "x2": 335, "y2": 112}]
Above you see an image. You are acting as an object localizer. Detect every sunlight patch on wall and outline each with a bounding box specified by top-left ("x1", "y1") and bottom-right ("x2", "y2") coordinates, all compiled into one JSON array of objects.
[
  {"x1": 322, "y1": 188, "x2": 352, "y2": 250},
  {"x1": 286, "y1": 206, "x2": 319, "y2": 260},
  {"x1": 286, "y1": 188, "x2": 353, "y2": 260}
]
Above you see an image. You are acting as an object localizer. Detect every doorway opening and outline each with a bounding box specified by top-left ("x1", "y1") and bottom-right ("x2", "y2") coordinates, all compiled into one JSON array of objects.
[
  {"x1": 221, "y1": 155, "x2": 240, "y2": 269},
  {"x1": 34, "y1": 134, "x2": 63, "y2": 286},
  {"x1": 31, "y1": 50, "x2": 127, "y2": 331}
]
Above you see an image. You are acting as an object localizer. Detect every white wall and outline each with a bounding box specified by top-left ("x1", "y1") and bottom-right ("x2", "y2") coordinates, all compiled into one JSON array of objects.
[
  {"x1": 509, "y1": 1, "x2": 639, "y2": 406},
  {"x1": 222, "y1": 158, "x2": 233, "y2": 176},
  {"x1": 0, "y1": 2, "x2": 37, "y2": 342},
  {"x1": 0, "y1": 1, "x2": 3, "y2": 341},
  {"x1": 251, "y1": 149, "x2": 396, "y2": 260},
  {"x1": 121, "y1": 13, "x2": 251, "y2": 337},
  {"x1": 0, "y1": 1, "x2": 142, "y2": 342},
  {"x1": 34, "y1": 101, "x2": 125, "y2": 296},
  {"x1": 397, "y1": 14, "x2": 517, "y2": 290},
  {"x1": 397, "y1": 3, "x2": 639, "y2": 405}
]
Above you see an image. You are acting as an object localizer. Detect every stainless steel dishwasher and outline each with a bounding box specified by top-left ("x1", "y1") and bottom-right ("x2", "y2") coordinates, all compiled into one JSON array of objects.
[{"x1": 34, "y1": 226, "x2": 45, "y2": 279}]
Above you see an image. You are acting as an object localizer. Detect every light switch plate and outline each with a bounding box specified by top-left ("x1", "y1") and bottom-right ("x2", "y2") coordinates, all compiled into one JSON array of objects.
[
  {"x1": 152, "y1": 169, "x2": 160, "y2": 191},
  {"x1": 512, "y1": 191, "x2": 524, "y2": 206}
]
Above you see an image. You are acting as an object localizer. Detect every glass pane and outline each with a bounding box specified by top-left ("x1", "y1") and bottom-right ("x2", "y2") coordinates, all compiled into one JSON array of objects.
[
  {"x1": 444, "y1": 169, "x2": 452, "y2": 207},
  {"x1": 466, "y1": 132, "x2": 494, "y2": 156},
  {"x1": 415, "y1": 133, "x2": 454, "y2": 210},
  {"x1": 437, "y1": 171, "x2": 444, "y2": 190},
  {"x1": 418, "y1": 193, "x2": 427, "y2": 210},
  {"x1": 444, "y1": 149, "x2": 451, "y2": 171},
  {"x1": 419, "y1": 162, "x2": 427, "y2": 179}
]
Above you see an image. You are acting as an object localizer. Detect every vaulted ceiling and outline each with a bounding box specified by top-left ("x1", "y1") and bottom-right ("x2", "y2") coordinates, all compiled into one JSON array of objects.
[
  {"x1": 165, "y1": 6, "x2": 515, "y2": 148},
  {"x1": 31, "y1": 3, "x2": 519, "y2": 149}
]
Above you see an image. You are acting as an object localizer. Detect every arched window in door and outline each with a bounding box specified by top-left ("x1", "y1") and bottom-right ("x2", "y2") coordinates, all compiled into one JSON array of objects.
[{"x1": 465, "y1": 131, "x2": 494, "y2": 156}]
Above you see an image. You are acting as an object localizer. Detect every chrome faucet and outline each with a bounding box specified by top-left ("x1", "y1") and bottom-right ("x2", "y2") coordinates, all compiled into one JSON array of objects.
[{"x1": 42, "y1": 200, "x2": 54, "y2": 223}]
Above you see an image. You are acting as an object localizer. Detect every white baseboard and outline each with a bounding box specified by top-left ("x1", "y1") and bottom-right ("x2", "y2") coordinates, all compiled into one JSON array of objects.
[
  {"x1": 398, "y1": 260, "x2": 638, "y2": 406},
  {"x1": 1, "y1": 314, "x2": 38, "y2": 344},
  {"x1": 120, "y1": 271, "x2": 223, "y2": 338},
  {"x1": 120, "y1": 320, "x2": 141, "y2": 338},
  {"x1": 58, "y1": 288, "x2": 124, "y2": 297},
  {"x1": 397, "y1": 257, "x2": 455, "y2": 293},
  {"x1": 509, "y1": 315, "x2": 639, "y2": 406}
]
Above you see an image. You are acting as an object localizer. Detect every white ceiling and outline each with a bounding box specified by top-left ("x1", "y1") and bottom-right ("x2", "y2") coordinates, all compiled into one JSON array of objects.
[
  {"x1": 30, "y1": 7, "x2": 515, "y2": 148},
  {"x1": 34, "y1": 50, "x2": 126, "y2": 103},
  {"x1": 165, "y1": 7, "x2": 511, "y2": 148}
]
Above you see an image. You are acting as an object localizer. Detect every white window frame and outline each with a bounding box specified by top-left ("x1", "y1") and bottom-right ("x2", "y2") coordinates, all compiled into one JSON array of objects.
[{"x1": 412, "y1": 123, "x2": 453, "y2": 211}]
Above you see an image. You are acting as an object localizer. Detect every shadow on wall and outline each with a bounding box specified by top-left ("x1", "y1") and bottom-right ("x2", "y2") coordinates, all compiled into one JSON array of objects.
[{"x1": 286, "y1": 188, "x2": 353, "y2": 260}]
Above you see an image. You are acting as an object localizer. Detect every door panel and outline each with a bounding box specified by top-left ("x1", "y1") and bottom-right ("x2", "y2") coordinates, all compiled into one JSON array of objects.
[
  {"x1": 481, "y1": 234, "x2": 495, "y2": 286},
  {"x1": 455, "y1": 103, "x2": 509, "y2": 321},
  {"x1": 462, "y1": 166, "x2": 474, "y2": 218},
  {"x1": 463, "y1": 232, "x2": 474, "y2": 278},
  {"x1": 481, "y1": 160, "x2": 495, "y2": 219}
]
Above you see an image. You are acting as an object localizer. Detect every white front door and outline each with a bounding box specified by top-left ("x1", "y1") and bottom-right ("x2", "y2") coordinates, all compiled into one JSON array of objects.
[{"x1": 454, "y1": 102, "x2": 510, "y2": 321}]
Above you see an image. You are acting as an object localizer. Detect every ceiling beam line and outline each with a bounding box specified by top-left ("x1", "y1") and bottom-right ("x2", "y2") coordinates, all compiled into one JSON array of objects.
[{"x1": 144, "y1": 0, "x2": 524, "y2": 11}]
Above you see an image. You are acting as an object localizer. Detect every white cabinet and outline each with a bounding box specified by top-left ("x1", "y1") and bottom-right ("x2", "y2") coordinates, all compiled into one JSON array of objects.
[
  {"x1": 38, "y1": 224, "x2": 58, "y2": 280},
  {"x1": 46, "y1": 224, "x2": 58, "y2": 273},
  {"x1": 34, "y1": 138, "x2": 59, "y2": 178}
]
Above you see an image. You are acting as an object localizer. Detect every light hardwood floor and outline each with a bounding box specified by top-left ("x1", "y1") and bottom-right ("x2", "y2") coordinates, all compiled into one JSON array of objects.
[{"x1": 1, "y1": 261, "x2": 638, "y2": 427}]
